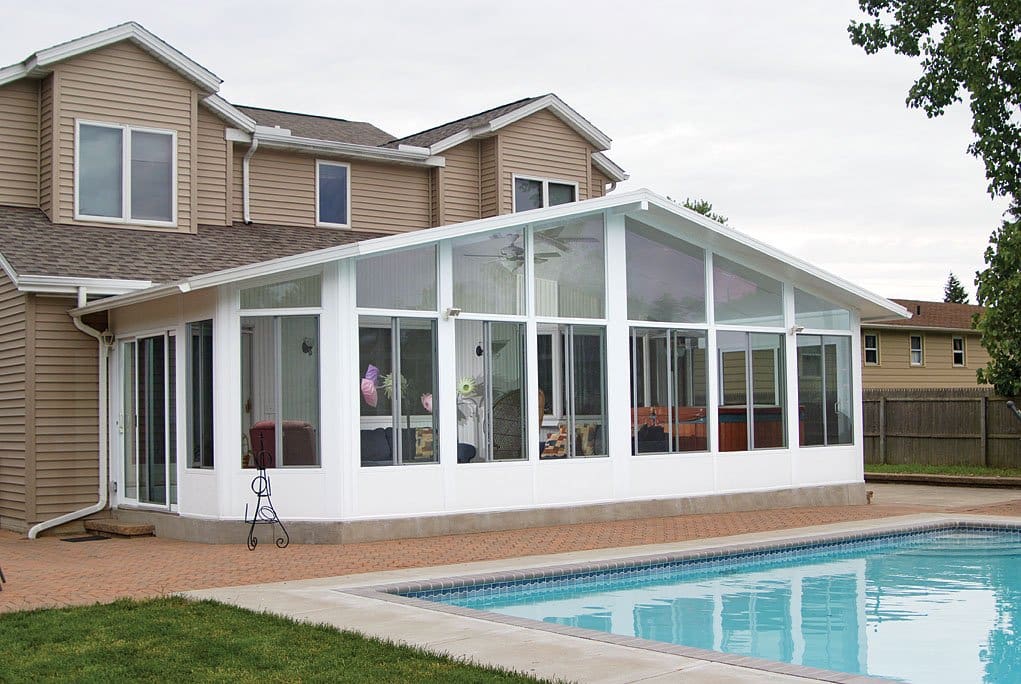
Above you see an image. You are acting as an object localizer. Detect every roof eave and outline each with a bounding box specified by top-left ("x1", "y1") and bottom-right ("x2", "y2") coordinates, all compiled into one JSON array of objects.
[
  {"x1": 591, "y1": 152, "x2": 628, "y2": 183},
  {"x1": 201, "y1": 95, "x2": 256, "y2": 132},
  {"x1": 253, "y1": 129, "x2": 445, "y2": 167}
]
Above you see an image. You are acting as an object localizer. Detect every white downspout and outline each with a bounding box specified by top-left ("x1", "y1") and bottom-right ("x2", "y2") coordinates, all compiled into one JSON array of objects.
[
  {"x1": 242, "y1": 137, "x2": 259, "y2": 224},
  {"x1": 27, "y1": 287, "x2": 110, "y2": 539}
]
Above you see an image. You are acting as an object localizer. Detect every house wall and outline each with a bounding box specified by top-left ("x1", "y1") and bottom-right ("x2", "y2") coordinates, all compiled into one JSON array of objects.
[
  {"x1": 0, "y1": 274, "x2": 28, "y2": 531},
  {"x1": 591, "y1": 168, "x2": 608, "y2": 198},
  {"x1": 39, "y1": 75, "x2": 54, "y2": 218},
  {"x1": 440, "y1": 141, "x2": 481, "y2": 224},
  {"x1": 861, "y1": 329, "x2": 990, "y2": 389},
  {"x1": 50, "y1": 41, "x2": 198, "y2": 232},
  {"x1": 0, "y1": 79, "x2": 40, "y2": 208},
  {"x1": 196, "y1": 105, "x2": 229, "y2": 226}
]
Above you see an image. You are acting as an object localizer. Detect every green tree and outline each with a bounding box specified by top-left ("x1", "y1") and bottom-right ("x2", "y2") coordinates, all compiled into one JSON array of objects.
[
  {"x1": 943, "y1": 272, "x2": 969, "y2": 303},
  {"x1": 681, "y1": 197, "x2": 728, "y2": 224},
  {"x1": 849, "y1": 2, "x2": 1021, "y2": 395}
]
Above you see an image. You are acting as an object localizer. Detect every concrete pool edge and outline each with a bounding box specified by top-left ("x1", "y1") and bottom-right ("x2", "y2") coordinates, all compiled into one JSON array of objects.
[{"x1": 182, "y1": 513, "x2": 1019, "y2": 684}]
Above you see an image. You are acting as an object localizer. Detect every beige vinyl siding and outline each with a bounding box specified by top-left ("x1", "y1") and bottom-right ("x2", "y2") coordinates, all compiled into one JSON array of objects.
[
  {"x1": 39, "y1": 75, "x2": 54, "y2": 217},
  {"x1": 430, "y1": 167, "x2": 442, "y2": 227},
  {"x1": 591, "y1": 167, "x2": 607, "y2": 198},
  {"x1": 0, "y1": 274, "x2": 27, "y2": 531},
  {"x1": 232, "y1": 143, "x2": 243, "y2": 223},
  {"x1": 0, "y1": 79, "x2": 40, "y2": 208},
  {"x1": 244, "y1": 149, "x2": 431, "y2": 232},
  {"x1": 196, "y1": 104, "x2": 229, "y2": 225},
  {"x1": 480, "y1": 137, "x2": 498, "y2": 218},
  {"x1": 441, "y1": 141, "x2": 481, "y2": 224},
  {"x1": 499, "y1": 109, "x2": 595, "y2": 212},
  {"x1": 53, "y1": 41, "x2": 196, "y2": 231},
  {"x1": 862, "y1": 329, "x2": 991, "y2": 389},
  {"x1": 31, "y1": 295, "x2": 99, "y2": 520}
]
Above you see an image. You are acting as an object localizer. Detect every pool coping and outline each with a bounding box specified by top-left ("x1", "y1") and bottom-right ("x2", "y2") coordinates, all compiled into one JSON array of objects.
[{"x1": 340, "y1": 515, "x2": 1021, "y2": 684}]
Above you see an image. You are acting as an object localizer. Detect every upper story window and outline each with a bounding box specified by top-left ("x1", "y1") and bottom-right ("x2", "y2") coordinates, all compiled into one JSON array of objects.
[
  {"x1": 909, "y1": 334, "x2": 924, "y2": 366},
  {"x1": 952, "y1": 336, "x2": 966, "y2": 366},
  {"x1": 863, "y1": 333, "x2": 879, "y2": 365},
  {"x1": 76, "y1": 121, "x2": 175, "y2": 226},
  {"x1": 513, "y1": 176, "x2": 577, "y2": 212},
  {"x1": 316, "y1": 160, "x2": 350, "y2": 228}
]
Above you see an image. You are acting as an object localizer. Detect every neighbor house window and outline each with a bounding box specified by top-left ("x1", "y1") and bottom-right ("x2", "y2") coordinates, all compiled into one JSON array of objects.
[
  {"x1": 186, "y1": 320, "x2": 214, "y2": 469},
  {"x1": 316, "y1": 160, "x2": 350, "y2": 227},
  {"x1": 952, "y1": 336, "x2": 966, "y2": 366},
  {"x1": 863, "y1": 333, "x2": 879, "y2": 365},
  {"x1": 909, "y1": 335, "x2": 924, "y2": 366},
  {"x1": 513, "y1": 176, "x2": 577, "y2": 212},
  {"x1": 76, "y1": 121, "x2": 175, "y2": 225}
]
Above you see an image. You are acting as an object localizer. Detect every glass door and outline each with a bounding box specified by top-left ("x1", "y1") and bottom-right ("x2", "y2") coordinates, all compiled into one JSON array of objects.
[{"x1": 121, "y1": 335, "x2": 173, "y2": 507}]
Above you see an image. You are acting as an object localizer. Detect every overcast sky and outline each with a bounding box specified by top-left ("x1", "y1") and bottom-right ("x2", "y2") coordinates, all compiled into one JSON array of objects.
[{"x1": 2, "y1": 1, "x2": 1008, "y2": 301}]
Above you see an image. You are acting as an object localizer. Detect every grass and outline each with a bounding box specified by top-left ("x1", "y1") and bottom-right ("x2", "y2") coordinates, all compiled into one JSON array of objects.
[
  {"x1": 866, "y1": 463, "x2": 1021, "y2": 478},
  {"x1": 0, "y1": 597, "x2": 554, "y2": 683}
]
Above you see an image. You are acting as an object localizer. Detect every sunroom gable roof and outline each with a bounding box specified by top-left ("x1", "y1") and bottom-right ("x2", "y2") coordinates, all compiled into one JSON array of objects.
[{"x1": 72, "y1": 189, "x2": 909, "y2": 323}]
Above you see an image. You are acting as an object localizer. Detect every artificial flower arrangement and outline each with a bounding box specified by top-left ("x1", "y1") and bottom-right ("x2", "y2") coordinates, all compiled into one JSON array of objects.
[{"x1": 361, "y1": 363, "x2": 432, "y2": 413}]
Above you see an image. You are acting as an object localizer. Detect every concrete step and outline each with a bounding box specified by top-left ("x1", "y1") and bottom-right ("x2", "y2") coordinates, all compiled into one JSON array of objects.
[{"x1": 84, "y1": 519, "x2": 155, "y2": 538}]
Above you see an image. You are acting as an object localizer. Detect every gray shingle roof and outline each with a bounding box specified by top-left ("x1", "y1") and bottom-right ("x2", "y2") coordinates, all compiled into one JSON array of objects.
[
  {"x1": 237, "y1": 106, "x2": 394, "y2": 146},
  {"x1": 384, "y1": 96, "x2": 543, "y2": 149},
  {"x1": 0, "y1": 206, "x2": 386, "y2": 283}
]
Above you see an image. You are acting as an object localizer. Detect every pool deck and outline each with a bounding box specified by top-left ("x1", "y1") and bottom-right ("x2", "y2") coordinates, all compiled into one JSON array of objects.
[{"x1": 6, "y1": 483, "x2": 1021, "y2": 682}]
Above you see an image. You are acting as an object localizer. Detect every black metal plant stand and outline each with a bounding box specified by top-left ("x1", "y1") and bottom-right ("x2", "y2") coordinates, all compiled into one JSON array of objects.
[{"x1": 244, "y1": 447, "x2": 289, "y2": 551}]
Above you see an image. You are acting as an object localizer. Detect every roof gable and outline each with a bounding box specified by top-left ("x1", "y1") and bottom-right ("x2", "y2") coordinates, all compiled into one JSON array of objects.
[{"x1": 0, "y1": 22, "x2": 221, "y2": 93}]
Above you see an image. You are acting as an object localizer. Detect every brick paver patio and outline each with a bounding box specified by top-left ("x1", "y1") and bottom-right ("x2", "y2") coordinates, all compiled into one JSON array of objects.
[{"x1": 0, "y1": 501, "x2": 954, "y2": 613}]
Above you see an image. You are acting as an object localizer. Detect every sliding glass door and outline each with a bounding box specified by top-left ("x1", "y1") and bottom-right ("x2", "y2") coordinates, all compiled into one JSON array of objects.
[{"x1": 121, "y1": 335, "x2": 176, "y2": 507}]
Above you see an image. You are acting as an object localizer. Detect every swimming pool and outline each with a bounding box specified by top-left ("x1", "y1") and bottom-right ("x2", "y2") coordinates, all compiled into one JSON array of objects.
[{"x1": 391, "y1": 523, "x2": 1021, "y2": 683}]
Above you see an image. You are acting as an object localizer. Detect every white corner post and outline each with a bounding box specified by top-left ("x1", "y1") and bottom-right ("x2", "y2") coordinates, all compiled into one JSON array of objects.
[{"x1": 603, "y1": 210, "x2": 631, "y2": 498}]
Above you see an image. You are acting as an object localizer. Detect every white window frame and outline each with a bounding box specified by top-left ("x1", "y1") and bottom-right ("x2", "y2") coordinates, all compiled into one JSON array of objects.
[
  {"x1": 315, "y1": 160, "x2": 352, "y2": 229},
  {"x1": 863, "y1": 332, "x2": 879, "y2": 365},
  {"x1": 512, "y1": 174, "x2": 579, "y2": 212},
  {"x1": 952, "y1": 336, "x2": 966, "y2": 367},
  {"x1": 74, "y1": 119, "x2": 178, "y2": 228},
  {"x1": 909, "y1": 334, "x2": 924, "y2": 366}
]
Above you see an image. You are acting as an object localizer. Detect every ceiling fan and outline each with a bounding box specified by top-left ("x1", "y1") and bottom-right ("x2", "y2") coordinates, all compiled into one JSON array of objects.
[{"x1": 462, "y1": 234, "x2": 561, "y2": 267}]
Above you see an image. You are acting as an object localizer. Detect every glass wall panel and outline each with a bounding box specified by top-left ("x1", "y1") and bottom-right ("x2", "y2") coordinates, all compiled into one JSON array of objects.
[
  {"x1": 630, "y1": 328, "x2": 708, "y2": 453},
  {"x1": 122, "y1": 341, "x2": 137, "y2": 500},
  {"x1": 358, "y1": 316, "x2": 439, "y2": 466},
  {"x1": 168, "y1": 335, "x2": 177, "y2": 505},
  {"x1": 751, "y1": 333, "x2": 786, "y2": 449},
  {"x1": 798, "y1": 335, "x2": 853, "y2": 446},
  {"x1": 713, "y1": 256, "x2": 783, "y2": 327},
  {"x1": 186, "y1": 320, "x2": 214, "y2": 468},
  {"x1": 626, "y1": 219, "x2": 706, "y2": 323},
  {"x1": 718, "y1": 330, "x2": 749, "y2": 452},
  {"x1": 241, "y1": 275, "x2": 321, "y2": 309},
  {"x1": 455, "y1": 320, "x2": 527, "y2": 462},
  {"x1": 534, "y1": 216, "x2": 605, "y2": 318},
  {"x1": 241, "y1": 316, "x2": 320, "y2": 468},
  {"x1": 538, "y1": 324, "x2": 607, "y2": 458},
  {"x1": 795, "y1": 289, "x2": 851, "y2": 330},
  {"x1": 137, "y1": 335, "x2": 167, "y2": 504},
  {"x1": 357, "y1": 246, "x2": 437, "y2": 311},
  {"x1": 718, "y1": 331, "x2": 786, "y2": 451},
  {"x1": 452, "y1": 230, "x2": 525, "y2": 315}
]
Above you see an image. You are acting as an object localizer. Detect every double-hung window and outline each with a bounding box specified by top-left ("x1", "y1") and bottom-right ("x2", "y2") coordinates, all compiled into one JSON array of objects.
[
  {"x1": 909, "y1": 335, "x2": 924, "y2": 366},
  {"x1": 76, "y1": 121, "x2": 176, "y2": 226},
  {"x1": 513, "y1": 176, "x2": 577, "y2": 212},
  {"x1": 863, "y1": 333, "x2": 879, "y2": 365},
  {"x1": 316, "y1": 160, "x2": 350, "y2": 228},
  {"x1": 952, "y1": 336, "x2": 966, "y2": 366}
]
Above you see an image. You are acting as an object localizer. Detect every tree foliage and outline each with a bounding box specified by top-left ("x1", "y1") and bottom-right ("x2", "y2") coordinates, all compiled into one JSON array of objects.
[
  {"x1": 849, "y1": 1, "x2": 1021, "y2": 395},
  {"x1": 681, "y1": 197, "x2": 728, "y2": 224},
  {"x1": 943, "y1": 272, "x2": 969, "y2": 303}
]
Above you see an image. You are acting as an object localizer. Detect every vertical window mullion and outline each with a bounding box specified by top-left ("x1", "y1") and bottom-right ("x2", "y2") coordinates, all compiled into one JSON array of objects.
[
  {"x1": 631, "y1": 331, "x2": 639, "y2": 455},
  {"x1": 745, "y1": 333, "x2": 754, "y2": 450},
  {"x1": 483, "y1": 322, "x2": 494, "y2": 462},
  {"x1": 666, "y1": 331, "x2": 674, "y2": 453},
  {"x1": 392, "y1": 318, "x2": 402, "y2": 465},
  {"x1": 820, "y1": 338, "x2": 829, "y2": 446}
]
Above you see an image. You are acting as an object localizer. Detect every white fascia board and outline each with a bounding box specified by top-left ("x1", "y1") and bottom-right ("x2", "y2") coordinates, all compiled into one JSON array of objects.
[
  {"x1": 865, "y1": 323, "x2": 979, "y2": 333},
  {"x1": 428, "y1": 94, "x2": 613, "y2": 154},
  {"x1": 202, "y1": 95, "x2": 257, "y2": 133},
  {"x1": 17, "y1": 274, "x2": 152, "y2": 296},
  {"x1": 0, "y1": 22, "x2": 222, "y2": 92},
  {"x1": 255, "y1": 130, "x2": 445, "y2": 167},
  {"x1": 591, "y1": 152, "x2": 628, "y2": 182}
]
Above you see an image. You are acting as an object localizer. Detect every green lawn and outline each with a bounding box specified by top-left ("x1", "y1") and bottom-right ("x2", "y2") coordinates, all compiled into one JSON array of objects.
[
  {"x1": 0, "y1": 598, "x2": 554, "y2": 683},
  {"x1": 866, "y1": 463, "x2": 1021, "y2": 478}
]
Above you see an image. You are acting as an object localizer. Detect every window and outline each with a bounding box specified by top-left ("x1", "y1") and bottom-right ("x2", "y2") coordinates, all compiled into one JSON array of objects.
[
  {"x1": 452, "y1": 229, "x2": 525, "y2": 315},
  {"x1": 533, "y1": 216, "x2": 605, "y2": 318},
  {"x1": 316, "y1": 161, "x2": 350, "y2": 227},
  {"x1": 952, "y1": 336, "x2": 966, "y2": 366},
  {"x1": 513, "y1": 176, "x2": 577, "y2": 212},
  {"x1": 358, "y1": 316, "x2": 439, "y2": 466},
  {"x1": 357, "y1": 245, "x2": 437, "y2": 311},
  {"x1": 76, "y1": 121, "x2": 175, "y2": 225},
  {"x1": 863, "y1": 333, "x2": 879, "y2": 365},
  {"x1": 909, "y1": 335, "x2": 924, "y2": 366},
  {"x1": 794, "y1": 289, "x2": 851, "y2": 330},
  {"x1": 626, "y1": 218, "x2": 706, "y2": 324},
  {"x1": 241, "y1": 274, "x2": 321, "y2": 309},
  {"x1": 537, "y1": 324, "x2": 607, "y2": 459},
  {"x1": 797, "y1": 335, "x2": 853, "y2": 446},
  {"x1": 630, "y1": 328, "x2": 708, "y2": 454},
  {"x1": 186, "y1": 320, "x2": 214, "y2": 469},
  {"x1": 713, "y1": 256, "x2": 784, "y2": 327},
  {"x1": 717, "y1": 331, "x2": 786, "y2": 451}
]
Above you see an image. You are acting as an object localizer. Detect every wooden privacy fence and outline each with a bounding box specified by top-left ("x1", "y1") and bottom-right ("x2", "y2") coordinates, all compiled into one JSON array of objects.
[{"x1": 863, "y1": 388, "x2": 1021, "y2": 467}]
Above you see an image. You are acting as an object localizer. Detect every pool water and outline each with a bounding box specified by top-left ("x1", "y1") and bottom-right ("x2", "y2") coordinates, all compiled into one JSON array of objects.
[{"x1": 408, "y1": 527, "x2": 1021, "y2": 683}]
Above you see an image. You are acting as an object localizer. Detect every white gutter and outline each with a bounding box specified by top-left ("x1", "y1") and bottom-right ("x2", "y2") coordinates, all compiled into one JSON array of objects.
[
  {"x1": 242, "y1": 137, "x2": 259, "y2": 224},
  {"x1": 28, "y1": 287, "x2": 110, "y2": 538}
]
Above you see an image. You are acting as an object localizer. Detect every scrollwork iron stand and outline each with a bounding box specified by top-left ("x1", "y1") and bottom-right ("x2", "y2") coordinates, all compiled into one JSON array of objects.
[{"x1": 244, "y1": 447, "x2": 289, "y2": 551}]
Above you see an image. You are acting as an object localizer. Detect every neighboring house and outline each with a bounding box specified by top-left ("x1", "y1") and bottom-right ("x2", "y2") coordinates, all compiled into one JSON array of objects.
[
  {"x1": 0, "y1": 23, "x2": 907, "y2": 540},
  {"x1": 861, "y1": 299, "x2": 988, "y2": 389}
]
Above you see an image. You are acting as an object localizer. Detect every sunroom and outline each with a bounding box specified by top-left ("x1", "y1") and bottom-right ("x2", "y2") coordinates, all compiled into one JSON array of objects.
[{"x1": 77, "y1": 190, "x2": 907, "y2": 539}]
